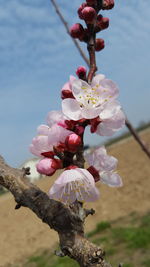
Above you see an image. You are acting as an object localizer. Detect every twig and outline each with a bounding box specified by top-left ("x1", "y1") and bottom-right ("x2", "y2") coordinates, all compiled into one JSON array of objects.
[
  {"x1": 125, "y1": 118, "x2": 150, "y2": 158},
  {"x1": 50, "y1": 0, "x2": 90, "y2": 67}
]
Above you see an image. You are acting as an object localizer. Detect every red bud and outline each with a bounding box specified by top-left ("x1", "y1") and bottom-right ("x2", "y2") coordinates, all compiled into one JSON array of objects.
[
  {"x1": 70, "y1": 23, "x2": 85, "y2": 39},
  {"x1": 95, "y1": 38, "x2": 105, "y2": 51},
  {"x1": 76, "y1": 66, "x2": 87, "y2": 79},
  {"x1": 102, "y1": 0, "x2": 115, "y2": 10},
  {"x1": 81, "y1": 7, "x2": 96, "y2": 24},
  {"x1": 65, "y1": 133, "x2": 82, "y2": 153}
]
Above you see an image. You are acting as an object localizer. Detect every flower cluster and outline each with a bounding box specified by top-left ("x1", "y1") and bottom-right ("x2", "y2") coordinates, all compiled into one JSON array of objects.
[
  {"x1": 29, "y1": 0, "x2": 124, "y2": 205},
  {"x1": 70, "y1": 0, "x2": 114, "y2": 52}
]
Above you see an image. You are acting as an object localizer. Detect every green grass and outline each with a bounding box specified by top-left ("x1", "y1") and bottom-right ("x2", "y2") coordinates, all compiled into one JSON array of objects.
[
  {"x1": 87, "y1": 221, "x2": 111, "y2": 237},
  {"x1": 24, "y1": 212, "x2": 150, "y2": 267}
]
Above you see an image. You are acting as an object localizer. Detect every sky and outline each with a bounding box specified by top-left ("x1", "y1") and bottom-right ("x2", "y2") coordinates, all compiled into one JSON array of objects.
[{"x1": 0, "y1": 0, "x2": 150, "y2": 167}]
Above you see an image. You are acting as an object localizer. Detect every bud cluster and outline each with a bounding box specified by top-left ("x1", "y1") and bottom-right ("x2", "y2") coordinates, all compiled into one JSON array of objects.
[{"x1": 70, "y1": 0, "x2": 115, "y2": 53}]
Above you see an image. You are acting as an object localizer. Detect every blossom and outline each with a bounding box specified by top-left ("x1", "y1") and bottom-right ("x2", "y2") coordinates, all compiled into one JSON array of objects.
[
  {"x1": 49, "y1": 167, "x2": 99, "y2": 204},
  {"x1": 62, "y1": 74, "x2": 125, "y2": 136},
  {"x1": 85, "y1": 146, "x2": 123, "y2": 187}
]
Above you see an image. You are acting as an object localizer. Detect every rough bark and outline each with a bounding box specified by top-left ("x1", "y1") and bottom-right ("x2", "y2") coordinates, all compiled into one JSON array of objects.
[{"x1": 0, "y1": 155, "x2": 112, "y2": 267}]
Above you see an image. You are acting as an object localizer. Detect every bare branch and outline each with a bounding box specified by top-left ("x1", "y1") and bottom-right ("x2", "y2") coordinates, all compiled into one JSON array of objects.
[{"x1": 0, "y1": 155, "x2": 112, "y2": 266}]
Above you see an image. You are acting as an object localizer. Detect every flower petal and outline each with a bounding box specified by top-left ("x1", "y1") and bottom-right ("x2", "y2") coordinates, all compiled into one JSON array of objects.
[
  {"x1": 100, "y1": 101, "x2": 121, "y2": 120},
  {"x1": 100, "y1": 79, "x2": 119, "y2": 100},
  {"x1": 37, "y1": 124, "x2": 49, "y2": 135},
  {"x1": 91, "y1": 74, "x2": 105, "y2": 87},
  {"x1": 46, "y1": 111, "x2": 65, "y2": 127},
  {"x1": 81, "y1": 106, "x2": 102, "y2": 119},
  {"x1": 96, "y1": 109, "x2": 125, "y2": 136},
  {"x1": 100, "y1": 172, "x2": 123, "y2": 187},
  {"x1": 62, "y1": 98, "x2": 83, "y2": 120}
]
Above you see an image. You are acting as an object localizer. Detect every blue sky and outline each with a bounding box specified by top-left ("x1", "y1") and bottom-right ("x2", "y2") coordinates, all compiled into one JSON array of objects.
[{"x1": 0, "y1": 0, "x2": 150, "y2": 167}]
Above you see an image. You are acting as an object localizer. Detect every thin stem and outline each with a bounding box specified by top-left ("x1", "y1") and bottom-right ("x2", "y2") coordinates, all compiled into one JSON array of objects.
[
  {"x1": 50, "y1": 0, "x2": 90, "y2": 67},
  {"x1": 87, "y1": 25, "x2": 97, "y2": 83}
]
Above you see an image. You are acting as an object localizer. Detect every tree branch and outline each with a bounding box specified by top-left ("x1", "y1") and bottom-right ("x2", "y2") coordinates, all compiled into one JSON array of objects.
[{"x1": 0, "y1": 155, "x2": 112, "y2": 266}]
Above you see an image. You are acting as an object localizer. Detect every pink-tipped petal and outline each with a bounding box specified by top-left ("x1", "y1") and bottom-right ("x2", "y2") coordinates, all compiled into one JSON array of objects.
[
  {"x1": 37, "y1": 124, "x2": 49, "y2": 135},
  {"x1": 46, "y1": 110, "x2": 65, "y2": 127}
]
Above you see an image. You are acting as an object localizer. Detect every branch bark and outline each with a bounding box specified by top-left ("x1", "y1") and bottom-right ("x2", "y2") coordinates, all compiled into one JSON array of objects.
[{"x1": 0, "y1": 155, "x2": 112, "y2": 267}]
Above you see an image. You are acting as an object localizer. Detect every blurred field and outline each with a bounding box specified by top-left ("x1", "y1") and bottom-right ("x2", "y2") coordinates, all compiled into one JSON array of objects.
[{"x1": 0, "y1": 128, "x2": 150, "y2": 267}]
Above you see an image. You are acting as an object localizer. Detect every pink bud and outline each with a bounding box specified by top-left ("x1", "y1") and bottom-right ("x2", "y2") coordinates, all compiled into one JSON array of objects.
[
  {"x1": 36, "y1": 158, "x2": 62, "y2": 176},
  {"x1": 81, "y1": 7, "x2": 96, "y2": 24},
  {"x1": 87, "y1": 166, "x2": 100, "y2": 182},
  {"x1": 102, "y1": 0, "x2": 115, "y2": 10},
  {"x1": 78, "y1": 3, "x2": 88, "y2": 19},
  {"x1": 76, "y1": 66, "x2": 87, "y2": 79},
  {"x1": 95, "y1": 38, "x2": 105, "y2": 51},
  {"x1": 70, "y1": 23, "x2": 85, "y2": 39},
  {"x1": 95, "y1": 15, "x2": 109, "y2": 32},
  {"x1": 65, "y1": 133, "x2": 82, "y2": 153}
]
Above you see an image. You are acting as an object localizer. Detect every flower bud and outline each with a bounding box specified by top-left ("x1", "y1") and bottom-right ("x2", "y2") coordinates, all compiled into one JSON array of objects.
[
  {"x1": 78, "y1": 3, "x2": 88, "y2": 19},
  {"x1": 65, "y1": 133, "x2": 82, "y2": 153},
  {"x1": 70, "y1": 23, "x2": 85, "y2": 39},
  {"x1": 95, "y1": 15, "x2": 109, "y2": 32},
  {"x1": 81, "y1": 7, "x2": 96, "y2": 24},
  {"x1": 95, "y1": 38, "x2": 105, "y2": 51},
  {"x1": 102, "y1": 0, "x2": 115, "y2": 10},
  {"x1": 36, "y1": 158, "x2": 62, "y2": 176},
  {"x1": 87, "y1": 166, "x2": 100, "y2": 182},
  {"x1": 76, "y1": 66, "x2": 87, "y2": 79}
]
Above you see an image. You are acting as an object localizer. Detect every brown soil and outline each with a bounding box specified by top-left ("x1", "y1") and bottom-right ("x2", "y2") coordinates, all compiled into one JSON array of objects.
[{"x1": 0, "y1": 129, "x2": 150, "y2": 267}]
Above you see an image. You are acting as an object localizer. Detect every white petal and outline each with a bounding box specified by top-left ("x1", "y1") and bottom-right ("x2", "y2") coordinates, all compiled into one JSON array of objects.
[
  {"x1": 100, "y1": 172, "x2": 123, "y2": 187},
  {"x1": 62, "y1": 98, "x2": 83, "y2": 120},
  {"x1": 81, "y1": 106, "x2": 102, "y2": 119},
  {"x1": 100, "y1": 101, "x2": 121, "y2": 120},
  {"x1": 91, "y1": 74, "x2": 105, "y2": 87},
  {"x1": 100, "y1": 79, "x2": 119, "y2": 100}
]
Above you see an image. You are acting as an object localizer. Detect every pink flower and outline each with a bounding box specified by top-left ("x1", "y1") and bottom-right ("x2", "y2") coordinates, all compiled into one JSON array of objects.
[
  {"x1": 49, "y1": 167, "x2": 99, "y2": 204},
  {"x1": 36, "y1": 158, "x2": 62, "y2": 176},
  {"x1": 86, "y1": 146, "x2": 123, "y2": 187},
  {"x1": 62, "y1": 74, "x2": 125, "y2": 136},
  {"x1": 29, "y1": 124, "x2": 74, "y2": 157}
]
